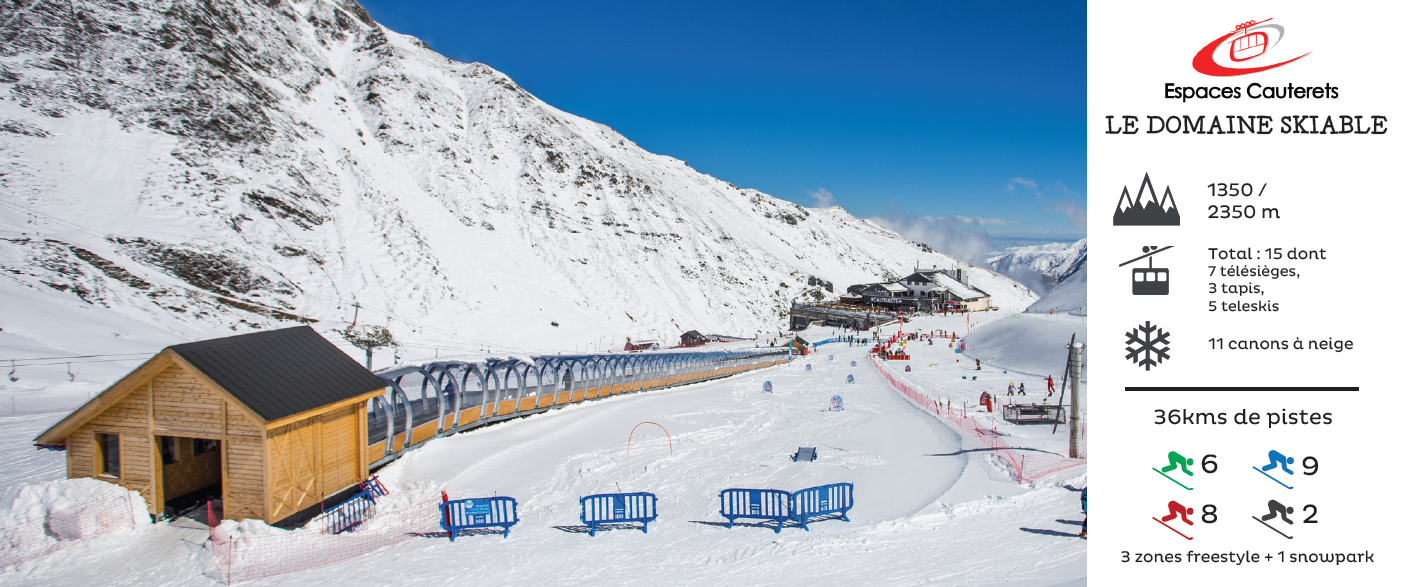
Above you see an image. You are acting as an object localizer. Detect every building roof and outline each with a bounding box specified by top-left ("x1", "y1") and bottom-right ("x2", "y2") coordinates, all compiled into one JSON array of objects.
[
  {"x1": 169, "y1": 326, "x2": 389, "y2": 422},
  {"x1": 907, "y1": 270, "x2": 987, "y2": 300}
]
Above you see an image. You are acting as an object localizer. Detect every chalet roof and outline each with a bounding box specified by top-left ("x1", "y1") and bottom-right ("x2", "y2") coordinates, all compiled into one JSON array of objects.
[
  {"x1": 908, "y1": 270, "x2": 987, "y2": 300},
  {"x1": 169, "y1": 326, "x2": 388, "y2": 422}
]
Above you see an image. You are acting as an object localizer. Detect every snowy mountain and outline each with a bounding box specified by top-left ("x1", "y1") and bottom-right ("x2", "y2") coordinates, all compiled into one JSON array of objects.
[
  {"x1": 0, "y1": 0, "x2": 1036, "y2": 376},
  {"x1": 1113, "y1": 173, "x2": 1179, "y2": 226},
  {"x1": 986, "y1": 238, "x2": 1086, "y2": 293},
  {"x1": 1024, "y1": 258, "x2": 1085, "y2": 314}
]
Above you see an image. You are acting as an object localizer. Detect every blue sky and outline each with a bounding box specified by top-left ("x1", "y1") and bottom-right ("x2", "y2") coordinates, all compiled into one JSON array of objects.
[{"x1": 358, "y1": 0, "x2": 1086, "y2": 253}]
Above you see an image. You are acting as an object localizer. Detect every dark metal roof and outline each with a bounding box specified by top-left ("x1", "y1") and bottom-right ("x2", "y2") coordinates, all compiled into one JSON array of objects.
[{"x1": 169, "y1": 326, "x2": 388, "y2": 422}]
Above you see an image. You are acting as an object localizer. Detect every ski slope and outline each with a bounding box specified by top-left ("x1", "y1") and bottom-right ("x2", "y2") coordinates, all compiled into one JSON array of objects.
[{"x1": 0, "y1": 314, "x2": 1085, "y2": 586}]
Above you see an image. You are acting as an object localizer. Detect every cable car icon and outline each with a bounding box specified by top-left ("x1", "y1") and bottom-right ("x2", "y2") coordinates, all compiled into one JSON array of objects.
[
  {"x1": 1119, "y1": 246, "x2": 1173, "y2": 296},
  {"x1": 1230, "y1": 19, "x2": 1271, "y2": 62}
]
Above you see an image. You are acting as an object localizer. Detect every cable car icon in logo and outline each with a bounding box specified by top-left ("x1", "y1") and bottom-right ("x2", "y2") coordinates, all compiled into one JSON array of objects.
[
  {"x1": 1119, "y1": 246, "x2": 1173, "y2": 295},
  {"x1": 1230, "y1": 19, "x2": 1270, "y2": 61},
  {"x1": 1192, "y1": 17, "x2": 1309, "y2": 76}
]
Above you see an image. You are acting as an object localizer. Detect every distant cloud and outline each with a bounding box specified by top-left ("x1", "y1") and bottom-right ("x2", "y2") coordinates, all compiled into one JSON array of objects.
[
  {"x1": 870, "y1": 213, "x2": 999, "y2": 265},
  {"x1": 1007, "y1": 177, "x2": 1087, "y2": 231},
  {"x1": 955, "y1": 215, "x2": 1017, "y2": 226},
  {"x1": 1007, "y1": 177, "x2": 1038, "y2": 191},
  {"x1": 807, "y1": 188, "x2": 836, "y2": 208}
]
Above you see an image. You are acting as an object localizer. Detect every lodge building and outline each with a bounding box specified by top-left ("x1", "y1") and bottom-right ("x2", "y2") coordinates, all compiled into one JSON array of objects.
[{"x1": 34, "y1": 326, "x2": 389, "y2": 525}]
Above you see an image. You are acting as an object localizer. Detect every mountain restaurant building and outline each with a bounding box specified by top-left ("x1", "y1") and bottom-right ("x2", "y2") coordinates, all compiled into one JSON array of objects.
[{"x1": 34, "y1": 326, "x2": 389, "y2": 525}]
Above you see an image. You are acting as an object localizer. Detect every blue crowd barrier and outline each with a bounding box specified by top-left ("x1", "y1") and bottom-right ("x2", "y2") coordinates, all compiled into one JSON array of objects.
[
  {"x1": 441, "y1": 496, "x2": 519, "y2": 540},
  {"x1": 719, "y1": 488, "x2": 793, "y2": 533},
  {"x1": 321, "y1": 490, "x2": 375, "y2": 534},
  {"x1": 790, "y1": 483, "x2": 854, "y2": 530},
  {"x1": 580, "y1": 492, "x2": 658, "y2": 536}
]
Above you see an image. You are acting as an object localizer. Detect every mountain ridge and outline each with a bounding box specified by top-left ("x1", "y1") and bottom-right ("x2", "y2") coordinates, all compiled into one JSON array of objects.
[{"x1": 0, "y1": 0, "x2": 1037, "y2": 375}]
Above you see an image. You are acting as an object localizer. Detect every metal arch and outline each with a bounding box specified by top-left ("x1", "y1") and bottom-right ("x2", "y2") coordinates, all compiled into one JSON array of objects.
[
  {"x1": 512, "y1": 360, "x2": 537, "y2": 402},
  {"x1": 423, "y1": 363, "x2": 463, "y2": 431},
  {"x1": 417, "y1": 368, "x2": 445, "y2": 433},
  {"x1": 385, "y1": 378, "x2": 415, "y2": 452},
  {"x1": 367, "y1": 394, "x2": 393, "y2": 457},
  {"x1": 464, "y1": 363, "x2": 487, "y2": 418}
]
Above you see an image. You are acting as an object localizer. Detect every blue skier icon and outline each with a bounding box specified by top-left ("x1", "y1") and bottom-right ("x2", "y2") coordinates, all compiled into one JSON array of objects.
[
  {"x1": 1261, "y1": 450, "x2": 1295, "y2": 475},
  {"x1": 1253, "y1": 449, "x2": 1296, "y2": 489}
]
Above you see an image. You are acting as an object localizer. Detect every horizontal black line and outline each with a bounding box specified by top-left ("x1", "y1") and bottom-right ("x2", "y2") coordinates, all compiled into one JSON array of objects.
[{"x1": 1125, "y1": 387, "x2": 1359, "y2": 392}]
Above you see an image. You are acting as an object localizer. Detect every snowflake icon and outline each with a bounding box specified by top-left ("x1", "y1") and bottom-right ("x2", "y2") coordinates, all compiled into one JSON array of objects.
[{"x1": 1125, "y1": 321, "x2": 1171, "y2": 371}]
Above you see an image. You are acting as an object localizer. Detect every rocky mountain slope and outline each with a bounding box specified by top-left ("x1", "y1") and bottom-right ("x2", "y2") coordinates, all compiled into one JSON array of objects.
[
  {"x1": 986, "y1": 238, "x2": 1086, "y2": 293},
  {"x1": 0, "y1": 0, "x2": 1036, "y2": 375}
]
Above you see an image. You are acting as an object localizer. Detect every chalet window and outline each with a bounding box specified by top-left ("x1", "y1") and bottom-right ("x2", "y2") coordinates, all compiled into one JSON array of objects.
[
  {"x1": 98, "y1": 433, "x2": 120, "y2": 477},
  {"x1": 194, "y1": 438, "x2": 218, "y2": 456},
  {"x1": 160, "y1": 436, "x2": 178, "y2": 465}
]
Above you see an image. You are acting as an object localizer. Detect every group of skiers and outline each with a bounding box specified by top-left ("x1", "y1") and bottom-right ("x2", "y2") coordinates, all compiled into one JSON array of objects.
[{"x1": 1002, "y1": 375, "x2": 1059, "y2": 398}]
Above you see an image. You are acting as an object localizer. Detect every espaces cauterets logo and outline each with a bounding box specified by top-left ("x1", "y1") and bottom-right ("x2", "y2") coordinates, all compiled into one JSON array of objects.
[{"x1": 1192, "y1": 18, "x2": 1309, "y2": 76}]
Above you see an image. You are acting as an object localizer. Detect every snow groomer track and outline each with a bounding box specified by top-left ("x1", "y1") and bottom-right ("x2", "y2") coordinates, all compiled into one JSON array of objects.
[{"x1": 366, "y1": 348, "x2": 789, "y2": 469}]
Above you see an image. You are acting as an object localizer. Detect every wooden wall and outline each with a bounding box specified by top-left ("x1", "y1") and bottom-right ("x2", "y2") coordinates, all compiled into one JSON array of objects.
[
  {"x1": 266, "y1": 403, "x2": 364, "y2": 522},
  {"x1": 67, "y1": 384, "x2": 155, "y2": 512}
]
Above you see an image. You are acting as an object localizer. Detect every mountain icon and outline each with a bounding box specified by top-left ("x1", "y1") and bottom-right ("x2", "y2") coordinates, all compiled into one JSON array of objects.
[{"x1": 1113, "y1": 173, "x2": 1180, "y2": 226}]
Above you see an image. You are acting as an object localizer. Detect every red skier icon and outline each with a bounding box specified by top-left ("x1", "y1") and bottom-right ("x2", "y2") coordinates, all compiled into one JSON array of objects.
[{"x1": 1153, "y1": 500, "x2": 1195, "y2": 540}]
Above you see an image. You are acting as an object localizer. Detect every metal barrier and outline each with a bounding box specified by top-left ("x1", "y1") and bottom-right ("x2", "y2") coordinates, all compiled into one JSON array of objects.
[
  {"x1": 579, "y1": 492, "x2": 658, "y2": 536},
  {"x1": 319, "y1": 490, "x2": 375, "y2": 535},
  {"x1": 719, "y1": 488, "x2": 792, "y2": 533},
  {"x1": 440, "y1": 496, "x2": 519, "y2": 540},
  {"x1": 790, "y1": 483, "x2": 853, "y2": 530}
]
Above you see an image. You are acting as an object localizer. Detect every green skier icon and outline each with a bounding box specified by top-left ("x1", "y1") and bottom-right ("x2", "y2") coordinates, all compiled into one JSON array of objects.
[
  {"x1": 1161, "y1": 451, "x2": 1194, "y2": 476},
  {"x1": 1153, "y1": 450, "x2": 1195, "y2": 490}
]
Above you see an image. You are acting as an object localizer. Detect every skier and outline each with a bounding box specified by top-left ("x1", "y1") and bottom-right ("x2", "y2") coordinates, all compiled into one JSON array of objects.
[
  {"x1": 1017, "y1": 383, "x2": 1026, "y2": 396},
  {"x1": 1047, "y1": 375, "x2": 1056, "y2": 394},
  {"x1": 975, "y1": 359, "x2": 982, "y2": 371},
  {"x1": 1160, "y1": 451, "x2": 1195, "y2": 476},
  {"x1": 1260, "y1": 500, "x2": 1295, "y2": 525},
  {"x1": 1261, "y1": 450, "x2": 1295, "y2": 475},
  {"x1": 1080, "y1": 487, "x2": 1087, "y2": 538},
  {"x1": 1007, "y1": 382, "x2": 1015, "y2": 396},
  {"x1": 1160, "y1": 501, "x2": 1194, "y2": 525}
]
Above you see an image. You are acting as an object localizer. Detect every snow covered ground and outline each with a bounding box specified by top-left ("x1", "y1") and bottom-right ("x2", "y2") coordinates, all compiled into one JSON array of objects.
[{"x1": 0, "y1": 314, "x2": 1084, "y2": 586}]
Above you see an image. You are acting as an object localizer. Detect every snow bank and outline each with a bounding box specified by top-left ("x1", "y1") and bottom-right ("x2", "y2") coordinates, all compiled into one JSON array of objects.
[
  {"x1": 0, "y1": 478, "x2": 148, "y2": 568},
  {"x1": 962, "y1": 313, "x2": 1088, "y2": 381},
  {"x1": 0, "y1": 477, "x2": 147, "y2": 529}
]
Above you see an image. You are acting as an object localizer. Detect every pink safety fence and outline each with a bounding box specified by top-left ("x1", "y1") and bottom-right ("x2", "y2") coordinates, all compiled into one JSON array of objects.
[
  {"x1": 0, "y1": 490, "x2": 140, "y2": 569},
  {"x1": 868, "y1": 354, "x2": 1085, "y2": 482},
  {"x1": 206, "y1": 497, "x2": 441, "y2": 584}
]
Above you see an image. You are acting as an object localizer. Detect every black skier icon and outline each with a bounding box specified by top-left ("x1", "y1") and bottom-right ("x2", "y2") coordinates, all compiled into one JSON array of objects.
[
  {"x1": 1113, "y1": 173, "x2": 1180, "y2": 226},
  {"x1": 1119, "y1": 246, "x2": 1172, "y2": 295},
  {"x1": 1253, "y1": 499, "x2": 1296, "y2": 539},
  {"x1": 1253, "y1": 449, "x2": 1296, "y2": 489}
]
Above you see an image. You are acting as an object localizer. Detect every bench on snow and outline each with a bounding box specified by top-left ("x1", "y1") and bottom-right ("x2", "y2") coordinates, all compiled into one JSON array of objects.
[
  {"x1": 580, "y1": 492, "x2": 658, "y2": 536},
  {"x1": 791, "y1": 447, "x2": 817, "y2": 462},
  {"x1": 719, "y1": 482, "x2": 854, "y2": 532},
  {"x1": 441, "y1": 496, "x2": 519, "y2": 540}
]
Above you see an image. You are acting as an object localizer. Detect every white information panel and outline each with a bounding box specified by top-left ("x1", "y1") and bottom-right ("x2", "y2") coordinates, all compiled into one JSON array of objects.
[{"x1": 1089, "y1": 1, "x2": 1411, "y2": 583}]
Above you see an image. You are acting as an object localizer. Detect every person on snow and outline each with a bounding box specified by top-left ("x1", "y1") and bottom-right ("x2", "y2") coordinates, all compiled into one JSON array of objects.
[
  {"x1": 1007, "y1": 382, "x2": 1015, "y2": 397},
  {"x1": 1017, "y1": 383, "x2": 1026, "y2": 396},
  {"x1": 1080, "y1": 487, "x2": 1087, "y2": 538},
  {"x1": 975, "y1": 359, "x2": 982, "y2": 371},
  {"x1": 1160, "y1": 501, "x2": 1194, "y2": 525},
  {"x1": 1047, "y1": 375, "x2": 1056, "y2": 395}
]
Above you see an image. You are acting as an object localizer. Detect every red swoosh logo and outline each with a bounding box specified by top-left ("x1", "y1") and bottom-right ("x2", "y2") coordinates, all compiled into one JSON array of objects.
[{"x1": 1192, "y1": 31, "x2": 1308, "y2": 76}]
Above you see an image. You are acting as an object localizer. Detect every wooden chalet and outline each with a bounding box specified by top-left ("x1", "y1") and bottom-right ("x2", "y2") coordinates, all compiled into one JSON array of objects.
[{"x1": 34, "y1": 326, "x2": 389, "y2": 525}]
